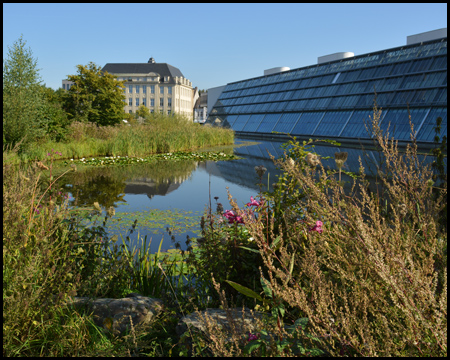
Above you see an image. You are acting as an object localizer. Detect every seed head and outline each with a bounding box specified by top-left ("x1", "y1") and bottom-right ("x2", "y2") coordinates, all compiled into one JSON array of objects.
[
  {"x1": 306, "y1": 153, "x2": 320, "y2": 167},
  {"x1": 254, "y1": 165, "x2": 267, "y2": 178}
]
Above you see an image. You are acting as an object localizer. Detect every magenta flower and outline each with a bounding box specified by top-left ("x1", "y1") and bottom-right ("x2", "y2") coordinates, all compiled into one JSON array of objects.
[
  {"x1": 248, "y1": 332, "x2": 259, "y2": 341},
  {"x1": 246, "y1": 196, "x2": 262, "y2": 207},
  {"x1": 309, "y1": 220, "x2": 323, "y2": 233},
  {"x1": 223, "y1": 210, "x2": 244, "y2": 224}
]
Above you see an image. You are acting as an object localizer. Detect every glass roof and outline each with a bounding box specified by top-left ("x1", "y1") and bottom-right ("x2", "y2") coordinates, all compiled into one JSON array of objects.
[{"x1": 208, "y1": 38, "x2": 447, "y2": 143}]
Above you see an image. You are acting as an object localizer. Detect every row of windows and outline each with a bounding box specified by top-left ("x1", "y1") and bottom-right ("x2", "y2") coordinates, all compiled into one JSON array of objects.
[
  {"x1": 222, "y1": 107, "x2": 446, "y2": 142},
  {"x1": 224, "y1": 41, "x2": 447, "y2": 92},
  {"x1": 118, "y1": 76, "x2": 170, "y2": 82},
  {"x1": 126, "y1": 98, "x2": 172, "y2": 107},
  {"x1": 125, "y1": 85, "x2": 173, "y2": 94},
  {"x1": 217, "y1": 71, "x2": 447, "y2": 107},
  {"x1": 220, "y1": 65, "x2": 447, "y2": 100},
  {"x1": 212, "y1": 87, "x2": 447, "y2": 115}
]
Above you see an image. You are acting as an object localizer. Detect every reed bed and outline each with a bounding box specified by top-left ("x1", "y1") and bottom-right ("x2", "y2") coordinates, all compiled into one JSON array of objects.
[{"x1": 17, "y1": 114, "x2": 234, "y2": 162}]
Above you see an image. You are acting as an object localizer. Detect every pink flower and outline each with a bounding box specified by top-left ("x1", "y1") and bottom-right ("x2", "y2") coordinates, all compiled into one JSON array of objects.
[
  {"x1": 223, "y1": 210, "x2": 244, "y2": 224},
  {"x1": 246, "y1": 196, "x2": 262, "y2": 207},
  {"x1": 248, "y1": 332, "x2": 259, "y2": 341},
  {"x1": 309, "y1": 220, "x2": 323, "y2": 233}
]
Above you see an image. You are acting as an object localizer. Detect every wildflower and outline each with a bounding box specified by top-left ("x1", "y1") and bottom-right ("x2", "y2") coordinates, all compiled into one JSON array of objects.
[
  {"x1": 216, "y1": 202, "x2": 224, "y2": 214},
  {"x1": 306, "y1": 153, "x2": 320, "y2": 167},
  {"x1": 223, "y1": 210, "x2": 244, "y2": 224},
  {"x1": 254, "y1": 165, "x2": 267, "y2": 178},
  {"x1": 248, "y1": 332, "x2": 259, "y2": 341},
  {"x1": 287, "y1": 157, "x2": 295, "y2": 167},
  {"x1": 309, "y1": 220, "x2": 323, "y2": 233},
  {"x1": 246, "y1": 196, "x2": 262, "y2": 207}
]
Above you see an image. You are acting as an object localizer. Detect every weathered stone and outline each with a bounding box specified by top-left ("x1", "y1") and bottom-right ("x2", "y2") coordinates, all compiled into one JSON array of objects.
[
  {"x1": 176, "y1": 307, "x2": 267, "y2": 338},
  {"x1": 65, "y1": 293, "x2": 164, "y2": 336}
]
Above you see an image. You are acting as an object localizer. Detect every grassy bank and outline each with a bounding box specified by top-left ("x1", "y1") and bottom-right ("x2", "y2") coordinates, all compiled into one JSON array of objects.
[{"x1": 13, "y1": 113, "x2": 234, "y2": 163}]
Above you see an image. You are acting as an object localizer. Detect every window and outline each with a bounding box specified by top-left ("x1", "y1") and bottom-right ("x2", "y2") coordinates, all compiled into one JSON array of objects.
[
  {"x1": 136, "y1": 85, "x2": 140, "y2": 94},
  {"x1": 63, "y1": 84, "x2": 66, "y2": 90},
  {"x1": 150, "y1": 99, "x2": 155, "y2": 107},
  {"x1": 160, "y1": 98, "x2": 164, "y2": 107},
  {"x1": 129, "y1": 98, "x2": 132, "y2": 106},
  {"x1": 168, "y1": 110, "x2": 171, "y2": 115},
  {"x1": 168, "y1": 86, "x2": 172, "y2": 94},
  {"x1": 160, "y1": 86, "x2": 164, "y2": 94},
  {"x1": 142, "y1": 98, "x2": 146, "y2": 106},
  {"x1": 129, "y1": 85, "x2": 133, "y2": 93},
  {"x1": 136, "y1": 98, "x2": 139, "y2": 106},
  {"x1": 168, "y1": 98, "x2": 172, "y2": 107}
]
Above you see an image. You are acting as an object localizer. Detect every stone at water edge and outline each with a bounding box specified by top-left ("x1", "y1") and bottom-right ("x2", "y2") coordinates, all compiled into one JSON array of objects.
[{"x1": 65, "y1": 292, "x2": 164, "y2": 336}]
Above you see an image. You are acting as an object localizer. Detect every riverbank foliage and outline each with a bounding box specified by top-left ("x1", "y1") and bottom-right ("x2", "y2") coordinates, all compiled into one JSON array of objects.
[{"x1": 4, "y1": 104, "x2": 446, "y2": 356}]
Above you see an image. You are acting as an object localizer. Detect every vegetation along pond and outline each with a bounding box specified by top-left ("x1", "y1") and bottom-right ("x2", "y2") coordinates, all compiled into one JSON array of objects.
[{"x1": 55, "y1": 137, "x2": 440, "y2": 254}]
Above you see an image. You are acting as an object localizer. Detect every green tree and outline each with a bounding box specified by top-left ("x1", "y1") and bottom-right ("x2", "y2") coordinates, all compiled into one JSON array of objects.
[
  {"x1": 63, "y1": 62, "x2": 125, "y2": 126},
  {"x1": 136, "y1": 104, "x2": 150, "y2": 121},
  {"x1": 38, "y1": 85, "x2": 70, "y2": 142},
  {"x1": 3, "y1": 35, "x2": 46, "y2": 149}
]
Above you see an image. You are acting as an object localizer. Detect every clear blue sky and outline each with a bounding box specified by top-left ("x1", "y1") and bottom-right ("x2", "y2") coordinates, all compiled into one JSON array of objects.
[{"x1": 3, "y1": 3, "x2": 447, "y2": 91}]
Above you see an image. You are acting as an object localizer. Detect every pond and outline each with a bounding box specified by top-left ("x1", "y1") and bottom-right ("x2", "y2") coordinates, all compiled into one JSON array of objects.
[{"x1": 56, "y1": 137, "x2": 440, "y2": 254}]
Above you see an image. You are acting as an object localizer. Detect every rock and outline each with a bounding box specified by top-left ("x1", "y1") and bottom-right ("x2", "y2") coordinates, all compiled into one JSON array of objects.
[
  {"x1": 176, "y1": 307, "x2": 267, "y2": 338},
  {"x1": 65, "y1": 293, "x2": 164, "y2": 336}
]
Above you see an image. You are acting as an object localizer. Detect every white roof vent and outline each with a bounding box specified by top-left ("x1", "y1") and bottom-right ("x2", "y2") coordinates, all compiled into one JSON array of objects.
[
  {"x1": 264, "y1": 67, "x2": 290, "y2": 76},
  {"x1": 407, "y1": 28, "x2": 447, "y2": 45},
  {"x1": 317, "y1": 52, "x2": 354, "y2": 65}
]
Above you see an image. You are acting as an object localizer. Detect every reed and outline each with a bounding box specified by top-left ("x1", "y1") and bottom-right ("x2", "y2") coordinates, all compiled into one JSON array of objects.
[{"x1": 17, "y1": 114, "x2": 234, "y2": 162}]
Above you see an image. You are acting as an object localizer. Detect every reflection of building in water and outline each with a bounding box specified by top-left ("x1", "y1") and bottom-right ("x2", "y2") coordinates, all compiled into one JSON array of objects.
[
  {"x1": 204, "y1": 139, "x2": 442, "y2": 192},
  {"x1": 124, "y1": 173, "x2": 192, "y2": 199}
]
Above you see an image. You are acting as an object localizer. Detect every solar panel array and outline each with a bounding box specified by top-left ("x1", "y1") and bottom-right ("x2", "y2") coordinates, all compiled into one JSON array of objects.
[{"x1": 208, "y1": 38, "x2": 447, "y2": 143}]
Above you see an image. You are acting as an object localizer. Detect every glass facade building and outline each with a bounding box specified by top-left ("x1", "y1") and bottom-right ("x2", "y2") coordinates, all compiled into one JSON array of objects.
[{"x1": 207, "y1": 36, "x2": 447, "y2": 144}]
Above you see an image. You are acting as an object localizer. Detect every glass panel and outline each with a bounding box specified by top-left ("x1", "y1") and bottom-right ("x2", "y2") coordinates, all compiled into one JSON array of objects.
[
  {"x1": 340, "y1": 110, "x2": 375, "y2": 139},
  {"x1": 313, "y1": 111, "x2": 351, "y2": 136},
  {"x1": 242, "y1": 114, "x2": 266, "y2": 132},
  {"x1": 273, "y1": 113, "x2": 301, "y2": 134},
  {"x1": 431, "y1": 56, "x2": 447, "y2": 70},
  {"x1": 380, "y1": 108, "x2": 429, "y2": 141},
  {"x1": 291, "y1": 112, "x2": 325, "y2": 135},
  {"x1": 356, "y1": 94, "x2": 374, "y2": 107},
  {"x1": 406, "y1": 58, "x2": 433, "y2": 73},
  {"x1": 359, "y1": 67, "x2": 376, "y2": 80},
  {"x1": 377, "y1": 92, "x2": 395, "y2": 107},
  {"x1": 400, "y1": 74, "x2": 425, "y2": 89},
  {"x1": 224, "y1": 115, "x2": 239, "y2": 127},
  {"x1": 365, "y1": 78, "x2": 385, "y2": 93},
  {"x1": 231, "y1": 114, "x2": 251, "y2": 131},
  {"x1": 416, "y1": 107, "x2": 447, "y2": 142},
  {"x1": 392, "y1": 91, "x2": 416, "y2": 105},
  {"x1": 390, "y1": 61, "x2": 411, "y2": 75},
  {"x1": 381, "y1": 76, "x2": 402, "y2": 91},
  {"x1": 256, "y1": 113, "x2": 282, "y2": 133},
  {"x1": 373, "y1": 64, "x2": 394, "y2": 78}
]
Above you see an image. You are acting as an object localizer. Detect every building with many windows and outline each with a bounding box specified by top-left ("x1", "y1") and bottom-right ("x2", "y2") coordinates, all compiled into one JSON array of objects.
[
  {"x1": 100, "y1": 57, "x2": 195, "y2": 118},
  {"x1": 207, "y1": 28, "x2": 447, "y2": 146}
]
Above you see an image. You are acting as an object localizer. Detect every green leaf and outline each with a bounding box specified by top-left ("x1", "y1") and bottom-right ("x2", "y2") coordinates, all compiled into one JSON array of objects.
[
  {"x1": 238, "y1": 245, "x2": 260, "y2": 254},
  {"x1": 260, "y1": 277, "x2": 272, "y2": 298},
  {"x1": 294, "y1": 317, "x2": 309, "y2": 330},
  {"x1": 243, "y1": 340, "x2": 264, "y2": 354},
  {"x1": 225, "y1": 280, "x2": 263, "y2": 301},
  {"x1": 270, "y1": 235, "x2": 282, "y2": 250}
]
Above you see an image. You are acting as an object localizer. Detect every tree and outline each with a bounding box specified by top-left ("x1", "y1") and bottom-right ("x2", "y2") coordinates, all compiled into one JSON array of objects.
[
  {"x1": 136, "y1": 105, "x2": 151, "y2": 121},
  {"x1": 38, "y1": 85, "x2": 70, "y2": 141},
  {"x1": 3, "y1": 35, "x2": 47, "y2": 148},
  {"x1": 63, "y1": 62, "x2": 125, "y2": 126}
]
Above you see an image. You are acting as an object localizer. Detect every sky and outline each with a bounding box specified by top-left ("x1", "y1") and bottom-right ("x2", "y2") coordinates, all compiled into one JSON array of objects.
[{"x1": 3, "y1": 3, "x2": 447, "y2": 91}]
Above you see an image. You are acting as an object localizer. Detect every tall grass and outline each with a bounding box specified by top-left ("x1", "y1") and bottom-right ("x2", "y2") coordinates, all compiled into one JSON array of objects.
[
  {"x1": 18, "y1": 113, "x2": 234, "y2": 162},
  {"x1": 188, "y1": 106, "x2": 447, "y2": 356}
]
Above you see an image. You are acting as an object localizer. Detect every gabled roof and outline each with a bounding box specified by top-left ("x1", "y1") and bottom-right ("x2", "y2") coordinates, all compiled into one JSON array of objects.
[{"x1": 101, "y1": 63, "x2": 185, "y2": 80}]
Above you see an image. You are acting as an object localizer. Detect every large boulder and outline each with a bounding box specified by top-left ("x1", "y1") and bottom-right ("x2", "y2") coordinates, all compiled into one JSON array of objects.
[{"x1": 65, "y1": 292, "x2": 164, "y2": 336}]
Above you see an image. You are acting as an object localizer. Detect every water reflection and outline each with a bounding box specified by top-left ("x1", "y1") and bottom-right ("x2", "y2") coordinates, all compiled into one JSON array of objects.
[{"x1": 56, "y1": 137, "x2": 442, "y2": 253}]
